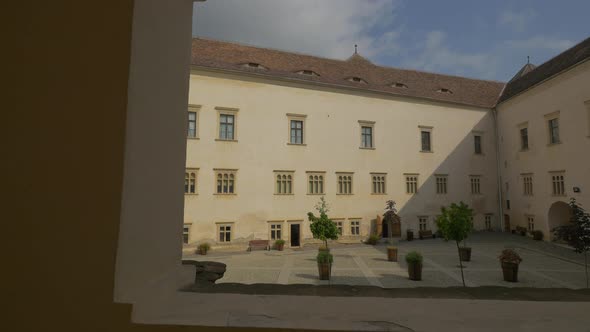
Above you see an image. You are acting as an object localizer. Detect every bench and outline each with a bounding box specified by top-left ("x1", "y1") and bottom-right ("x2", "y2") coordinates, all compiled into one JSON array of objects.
[
  {"x1": 419, "y1": 230, "x2": 435, "y2": 240},
  {"x1": 248, "y1": 240, "x2": 270, "y2": 251}
]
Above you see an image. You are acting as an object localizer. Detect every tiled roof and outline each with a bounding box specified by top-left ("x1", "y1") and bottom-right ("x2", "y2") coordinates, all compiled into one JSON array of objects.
[
  {"x1": 498, "y1": 37, "x2": 590, "y2": 104},
  {"x1": 508, "y1": 63, "x2": 537, "y2": 83},
  {"x1": 191, "y1": 38, "x2": 505, "y2": 109}
]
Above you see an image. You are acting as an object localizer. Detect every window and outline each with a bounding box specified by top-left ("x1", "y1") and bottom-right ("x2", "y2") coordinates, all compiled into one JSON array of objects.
[
  {"x1": 545, "y1": 112, "x2": 561, "y2": 145},
  {"x1": 274, "y1": 171, "x2": 293, "y2": 195},
  {"x1": 371, "y1": 173, "x2": 387, "y2": 194},
  {"x1": 218, "y1": 224, "x2": 232, "y2": 242},
  {"x1": 470, "y1": 176, "x2": 481, "y2": 194},
  {"x1": 419, "y1": 217, "x2": 428, "y2": 231},
  {"x1": 391, "y1": 82, "x2": 408, "y2": 89},
  {"x1": 307, "y1": 172, "x2": 325, "y2": 194},
  {"x1": 437, "y1": 88, "x2": 452, "y2": 94},
  {"x1": 436, "y1": 175, "x2": 448, "y2": 194},
  {"x1": 242, "y1": 62, "x2": 267, "y2": 70},
  {"x1": 359, "y1": 121, "x2": 375, "y2": 149},
  {"x1": 296, "y1": 70, "x2": 320, "y2": 77},
  {"x1": 287, "y1": 113, "x2": 306, "y2": 145},
  {"x1": 522, "y1": 174, "x2": 533, "y2": 196},
  {"x1": 215, "y1": 169, "x2": 237, "y2": 194},
  {"x1": 520, "y1": 127, "x2": 529, "y2": 150},
  {"x1": 216, "y1": 107, "x2": 238, "y2": 141},
  {"x1": 270, "y1": 223, "x2": 282, "y2": 240},
  {"x1": 334, "y1": 220, "x2": 343, "y2": 235},
  {"x1": 527, "y1": 216, "x2": 535, "y2": 232},
  {"x1": 405, "y1": 174, "x2": 418, "y2": 194},
  {"x1": 551, "y1": 172, "x2": 566, "y2": 196},
  {"x1": 187, "y1": 106, "x2": 199, "y2": 138},
  {"x1": 474, "y1": 135, "x2": 482, "y2": 154},
  {"x1": 485, "y1": 215, "x2": 492, "y2": 230},
  {"x1": 350, "y1": 220, "x2": 360, "y2": 235},
  {"x1": 183, "y1": 225, "x2": 190, "y2": 244},
  {"x1": 184, "y1": 168, "x2": 198, "y2": 194},
  {"x1": 419, "y1": 126, "x2": 433, "y2": 152},
  {"x1": 348, "y1": 77, "x2": 367, "y2": 84},
  {"x1": 337, "y1": 173, "x2": 353, "y2": 194}
]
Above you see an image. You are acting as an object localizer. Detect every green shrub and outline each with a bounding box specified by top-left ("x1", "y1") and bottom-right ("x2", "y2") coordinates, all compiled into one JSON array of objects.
[
  {"x1": 316, "y1": 251, "x2": 334, "y2": 264},
  {"x1": 197, "y1": 242, "x2": 210, "y2": 254},
  {"x1": 498, "y1": 249, "x2": 522, "y2": 264},
  {"x1": 405, "y1": 251, "x2": 423, "y2": 264},
  {"x1": 366, "y1": 234, "x2": 380, "y2": 245},
  {"x1": 275, "y1": 239, "x2": 286, "y2": 246}
]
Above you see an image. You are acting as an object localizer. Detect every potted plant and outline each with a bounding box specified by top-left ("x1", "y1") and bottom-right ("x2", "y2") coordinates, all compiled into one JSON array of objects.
[
  {"x1": 317, "y1": 250, "x2": 333, "y2": 280},
  {"x1": 499, "y1": 249, "x2": 522, "y2": 282},
  {"x1": 405, "y1": 251, "x2": 423, "y2": 281},
  {"x1": 366, "y1": 234, "x2": 379, "y2": 245},
  {"x1": 383, "y1": 200, "x2": 400, "y2": 261},
  {"x1": 436, "y1": 201, "x2": 474, "y2": 287},
  {"x1": 197, "y1": 242, "x2": 210, "y2": 255},
  {"x1": 532, "y1": 230, "x2": 544, "y2": 241},
  {"x1": 275, "y1": 239, "x2": 286, "y2": 251},
  {"x1": 308, "y1": 197, "x2": 339, "y2": 252}
]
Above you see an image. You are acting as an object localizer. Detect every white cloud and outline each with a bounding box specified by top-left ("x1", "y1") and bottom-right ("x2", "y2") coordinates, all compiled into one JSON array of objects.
[
  {"x1": 193, "y1": 0, "x2": 400, "y2": 60},
  {"x1": 497, "y1": 9, "x2": 536, "y2": 32},
  {"x1": 402, "y1": 30, "x2": 497, "y2": 79},
  {"x1": 504, "y1": 36, "x2": 575, "y2": 52}
]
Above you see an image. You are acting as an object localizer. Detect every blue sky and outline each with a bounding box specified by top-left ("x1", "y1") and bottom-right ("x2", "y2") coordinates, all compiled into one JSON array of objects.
[{"x1": 193, "y1": 0, "x2": 589, "y2": 81}]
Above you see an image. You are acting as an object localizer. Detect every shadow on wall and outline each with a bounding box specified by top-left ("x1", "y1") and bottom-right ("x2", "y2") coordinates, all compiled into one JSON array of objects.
[{"x1": 396, "y1": 114, "x2": 498, "y2": 236}]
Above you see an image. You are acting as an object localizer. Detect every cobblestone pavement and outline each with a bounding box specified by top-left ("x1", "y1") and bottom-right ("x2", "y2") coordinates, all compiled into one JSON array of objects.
[{"x1": 182, "y1": 232, "x2": 589, "y2": 288}]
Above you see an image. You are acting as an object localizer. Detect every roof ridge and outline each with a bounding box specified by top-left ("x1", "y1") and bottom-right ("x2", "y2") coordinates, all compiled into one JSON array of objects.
[{"x1": 192, "y1": 36, "x2": 505, "y2": 84}]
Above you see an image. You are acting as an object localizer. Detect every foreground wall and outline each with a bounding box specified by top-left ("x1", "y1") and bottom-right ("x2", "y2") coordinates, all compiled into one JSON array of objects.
[
  {"x1": 184, "y1": 69, "x2": 499, "y2": 247},
  {"x1": 497, "y1": 59, "x2": 590, "y2": 239}
]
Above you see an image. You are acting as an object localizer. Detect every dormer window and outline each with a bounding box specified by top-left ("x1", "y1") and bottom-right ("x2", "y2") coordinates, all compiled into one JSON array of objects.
[
  {"x1": 242, "y1": 62, "x2": 267, "y2": 70},
  {"x1": 348, "y1": 77, "x2": 367, "y2": 84},
  {"x1": 391, "y1": 82, "x2": 408, "y2": 89},
  {"x1": 437, "y1": 88, "x2": 453, "y2": 94},
  {"x1": 296, "y1": 70, "x2": 320, "y2": 77}
]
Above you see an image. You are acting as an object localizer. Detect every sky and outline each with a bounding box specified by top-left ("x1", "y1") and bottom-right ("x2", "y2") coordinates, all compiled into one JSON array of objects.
[{"x1": 193, "y1": 0, "x2": 589, "y2": 82}]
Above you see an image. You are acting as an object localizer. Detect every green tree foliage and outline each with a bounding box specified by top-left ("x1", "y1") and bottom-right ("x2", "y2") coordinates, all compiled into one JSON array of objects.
[
  {"x1": 307, "y1": 197, "x2": 339, "y2": 249},
  {"x1": 553, "y1": 198, "x2": 590, "y2": 287},
  {"x1": 436, "y1": 201, "x2": 474, "y2": 286}
]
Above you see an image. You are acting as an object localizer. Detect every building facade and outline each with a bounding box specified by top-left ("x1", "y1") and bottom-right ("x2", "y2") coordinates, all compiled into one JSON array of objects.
[{"x1": 183, "y1": 37, "x2": 590, "y2": 248}]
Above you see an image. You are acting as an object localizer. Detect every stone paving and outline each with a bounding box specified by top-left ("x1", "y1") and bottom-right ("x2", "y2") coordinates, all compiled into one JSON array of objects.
[{"x1": 182, "y1": 232, "x2": 589, "y2": 288}]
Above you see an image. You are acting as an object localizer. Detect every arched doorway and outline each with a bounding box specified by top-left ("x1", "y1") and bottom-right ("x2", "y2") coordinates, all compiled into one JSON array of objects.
[{"x1": 548, "y1": 201, "x2": 572, "y2": 240}]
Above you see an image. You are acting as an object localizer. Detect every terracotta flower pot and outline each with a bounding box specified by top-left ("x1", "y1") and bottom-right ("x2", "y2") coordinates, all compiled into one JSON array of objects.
[
  {"x1": 277, "y1": 243, "x2": 284, "y2": 251},
  {"x1": 387, "y1": 247, "x2": 398, "y2": 262},
  {"x1": 407, "y1": 262, "x2": 422, "y2": 281},
  {"x1": 318, "y1": 262, "x2": 331, "y2": 280},
  {"x1": 458, "y1": 247, "x2": 472, "y2": 262},
  {"x1": 501, "y1": 261, "x2": 519, "y2": 282}
]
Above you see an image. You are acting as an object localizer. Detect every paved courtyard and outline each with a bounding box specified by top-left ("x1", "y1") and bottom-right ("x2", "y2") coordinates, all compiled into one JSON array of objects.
[{"x1": 183, "y1": 232, "x2": 589, "y2": 288}]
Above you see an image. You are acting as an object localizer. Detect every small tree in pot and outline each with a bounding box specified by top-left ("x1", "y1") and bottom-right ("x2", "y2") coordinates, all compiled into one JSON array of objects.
[
  {"x1": 308, "y1": 197, "x2": 339, "y2": 252},
  {"x1": 383, "y1": 200, "x2": 400, "y2": 261},
  {"x1": 405, "y1": 251, "x2": 423, "y2": 281},
  {"x1": 499, "y1": 249, "x2": 522, "y2": 282},
  {"x1": 553, "y1": 198, "x2": 590, "y2": 288},
  {"x1": 275, "y1": 239, "x2": 286, "y2": 251},
  {"x1": 317, "y1": 250, "x2": 333, "y2": 280},
  {"x1": 197, "y1": 242, "x2": 210, "y2": 255},
  {"x1": 436, "y1": 201, "x2": 473, "y2": 287}
]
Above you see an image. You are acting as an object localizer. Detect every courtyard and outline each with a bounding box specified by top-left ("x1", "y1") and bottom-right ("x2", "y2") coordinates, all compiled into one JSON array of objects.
[{"x1": 183, "y1": 232, "x2": 589, "y2": 289}]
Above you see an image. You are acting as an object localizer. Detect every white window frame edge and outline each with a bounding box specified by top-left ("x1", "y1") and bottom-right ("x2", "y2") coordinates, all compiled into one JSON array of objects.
[
  {"x1": 358, "y1": 120, "x2": 376, "y2": 149},
  {"x1": 418, "y1": 125, "x2": 433, "y2": 152},
  {"x1": 287, "y1": 113, "x2": 307, "y2": 145},
  {"x1": 215, "y1": 106, "x2": 239, "y2": 141},
  {"x1": 115, "y1": 1, "x2": 475, "y2": 331},
  {"x1": 187, "y1": 104, "x2": 201, "y2": 139}
]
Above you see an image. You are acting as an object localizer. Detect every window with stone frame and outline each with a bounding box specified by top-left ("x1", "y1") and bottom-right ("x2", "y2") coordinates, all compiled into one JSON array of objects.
[
  {"x1": 418, "y1": 216, "x2": 428, "y2": 231},
  {"x1": 527, "y1": 216, "x2": 535, "y2": 232},
  {"x1": 371, "y1": 173, "x2": 386, "y2": 194},
  {"x1": 522, "y1": 174, "x2": 533, "y2": 196},
  {"x1": 287, "y1": 113, "x2": 306, "y2": 145},
  {"x1": 485, "y1": 214, "x2": 493, "y2": 230},
  {"x1": 270, "y1": 223, "x2": 282, "y2": 240},
  {"x1": 337, "y1": 173, "x2": 353, "y2": 194},
  {"x1": 334, "y1": 220, "x2": 343, "y2": 235},
  {"x1": 184, "y1": 168, "x2": 198, "y2": 194},
  {"x1": 474, "y1": 135, "x2": 482, "y2": 154},
  {"x1": 218, "y1": 224, "x2": 232, "y2": 242},
  {"x1": 548, "y1": 117, "x2": 560, "y2": 144},
  {"x1": 470, "y1": 175, "x2": 481, "y2": 194},
  {"x1": 436, "y1": 175, "x2": 448, "y2": 194},
  {"x1": 520, "y1": 127, "x2": 529, "y2": 150},
  {"x1": 275, "y1": 171, "x2": 294, "y2": 194},
  {"x1": 421, "y1": 130, "x2": 431, "y2": 152},
  {"x1": 350, "y1": 220, "x2": 360, "y2": 235},
  {"x1": 187, "y1": 107, "x2": 198, "y2": 138},
  {"x1": 550, "y1": 172, "x2": 566, "y2": 196},
  {"x1": 307, "y1": 172, "x2": 325, "y2": 194},
  {"x1": 183, "y1": 225, "x2": 190, "y2": 244},
  {"x1": 215, "y1": 169, "x2": 237, "y2": 194},
  {"x1": 405, "y1": 174, "x2": 418, "y2": 194}
]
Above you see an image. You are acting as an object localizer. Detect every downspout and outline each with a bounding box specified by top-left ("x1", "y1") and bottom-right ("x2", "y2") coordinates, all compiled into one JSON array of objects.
[{"x1": 492, "y1": 107, "x2": 505, "y2": 232}]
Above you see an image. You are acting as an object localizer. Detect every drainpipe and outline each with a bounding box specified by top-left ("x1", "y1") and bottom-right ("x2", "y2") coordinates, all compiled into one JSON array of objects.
[{"x1": 492, "y1": 108, "x2": 505, "y2": 232}]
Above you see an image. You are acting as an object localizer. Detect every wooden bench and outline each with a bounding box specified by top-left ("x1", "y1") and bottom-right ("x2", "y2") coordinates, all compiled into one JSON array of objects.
[
  {"x1": 248, "y1": 240, "x2": 270, "y2": 251},
  {"x1": 419, "y1": 230, "x2": 435, "y2": 240}
]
